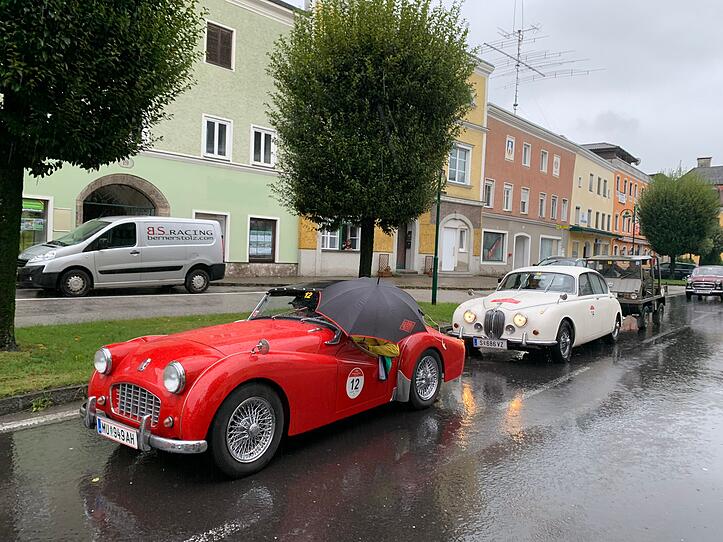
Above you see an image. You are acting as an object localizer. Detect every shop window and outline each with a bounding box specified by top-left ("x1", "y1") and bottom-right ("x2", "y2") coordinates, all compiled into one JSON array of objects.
[
  {"x1": 19, "y1": 198, "x2": 49, "y2": 252},
  {"x1": 249, "y1": 218, "x2": 276, "y2": 262},
  {"x1": 482, "y1": 231, "x2": 506, "y2": 263}
]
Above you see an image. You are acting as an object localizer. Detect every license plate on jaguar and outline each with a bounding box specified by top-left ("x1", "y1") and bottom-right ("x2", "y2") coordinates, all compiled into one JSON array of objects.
[
  {"x1": 97, "y1": 417, "x2": 139, "y2": 449},
  {"x1": 473, "y1": 338, "x2": 507, "y2": 350}
]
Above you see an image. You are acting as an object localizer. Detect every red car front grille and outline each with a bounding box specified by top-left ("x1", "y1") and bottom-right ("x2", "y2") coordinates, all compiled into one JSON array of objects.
[{"x1": 111, "y1": 383, "x2": 161, "y2": 426}]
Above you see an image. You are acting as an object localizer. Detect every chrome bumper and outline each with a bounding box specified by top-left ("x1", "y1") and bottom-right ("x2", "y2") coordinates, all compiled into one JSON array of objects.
[
  {"x1": 80, "y1": 397, "x2": 207, "y2": 454},
  {"x1": 448, "y1": 329, "x2": 556, "y2": 347}
]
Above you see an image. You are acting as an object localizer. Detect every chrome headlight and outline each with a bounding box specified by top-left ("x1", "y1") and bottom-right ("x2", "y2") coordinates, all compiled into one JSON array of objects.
[
  {"x1": 463, "y1": 310, "x2": 477, "y2": 324},
  {"x1": 630, "y1": 293, "x2": 638, "y2": 299},
  {"x1": 28, "y1": 250, "x2": 56, "y2": 264},
  {"x1": 512, "y1": 313, "x2": 528, "y2": 327},
  {"x1": 163, "y1": 362, "x2": 186, "y2": 394},
  {"x1": 94, "y1": 348, "x2": 112, "y2": 375}
]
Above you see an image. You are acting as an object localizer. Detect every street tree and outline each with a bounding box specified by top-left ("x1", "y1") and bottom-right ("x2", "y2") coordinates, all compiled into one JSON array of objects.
[
  {"x1": 267, "y1": 0, "x2": 476, "y2": 277},
  {"x1": 638, "y1": 168, "x2": 720, "y2": 276},
  {"x1": 699, "y1": 226, "x2": 723, "y2": 265},
  {"x1": 0, "y1": 0, "x2": 204, "y2": 351}
]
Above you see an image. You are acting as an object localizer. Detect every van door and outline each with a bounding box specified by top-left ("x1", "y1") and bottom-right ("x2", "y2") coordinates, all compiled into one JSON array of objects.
[
  {"x1": 139, "y1": 222, "x2": 191, "y2": 283},
  {"x1": 92, "y1": 222, "x2": 141, "y2": 285}
]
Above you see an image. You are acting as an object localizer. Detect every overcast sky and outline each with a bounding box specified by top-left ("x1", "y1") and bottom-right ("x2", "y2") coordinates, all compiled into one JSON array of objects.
[{"x1": 286, "y1": 1, "x2": 723, "y2": 173}]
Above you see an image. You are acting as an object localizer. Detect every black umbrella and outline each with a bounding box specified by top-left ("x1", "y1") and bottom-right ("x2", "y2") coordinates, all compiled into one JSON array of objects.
[{"x1": 315, "y1": 278, "x2": 427, "y2": 343}]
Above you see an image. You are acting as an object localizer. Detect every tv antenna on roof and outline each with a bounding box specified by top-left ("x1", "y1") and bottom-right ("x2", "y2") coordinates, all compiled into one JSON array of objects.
[{"x1": 480, "y1": 0, "x2": 603, "y2": 115}]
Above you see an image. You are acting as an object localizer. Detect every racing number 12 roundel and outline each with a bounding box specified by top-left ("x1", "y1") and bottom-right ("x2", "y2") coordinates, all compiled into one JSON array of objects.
[{"x1": 346, "y1": 368, "x2": 364, "y2": 399}]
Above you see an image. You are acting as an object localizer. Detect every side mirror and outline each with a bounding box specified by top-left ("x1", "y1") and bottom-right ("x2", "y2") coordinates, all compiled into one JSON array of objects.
[
  {"x1": 497, "y1": 277, "x2": 502, "y2": 284},
  {"x1": 558, "y1": 293, "x2": 568, "y2": 303},
  {"x1": 251, "y1": 339, "x2": 270, "y2": 355},
  {"x1": 97, "y1": 238, "x2": 109, "y2": 250},
  {"x1": 467, "y1": 289, "x2": 476, "y2": 297}
]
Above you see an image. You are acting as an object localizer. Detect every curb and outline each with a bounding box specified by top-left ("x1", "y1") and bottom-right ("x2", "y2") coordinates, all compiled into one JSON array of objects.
[
  {"x1": 215, "y1": 281, "x2": 495, "y2": 291},
  {"x1": 0, "y1": 385, "x2": 86, "y2": 417}
]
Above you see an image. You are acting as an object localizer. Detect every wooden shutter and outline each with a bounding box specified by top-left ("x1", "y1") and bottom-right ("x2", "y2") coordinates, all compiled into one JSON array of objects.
[{"x1": 206, "y1": 23, "x2": 233, "y2": 69}]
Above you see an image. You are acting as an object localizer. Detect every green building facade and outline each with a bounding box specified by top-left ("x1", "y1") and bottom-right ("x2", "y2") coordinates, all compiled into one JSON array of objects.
[{"x1": 21, "y1": 0, "x2": 299, "y2": 277}]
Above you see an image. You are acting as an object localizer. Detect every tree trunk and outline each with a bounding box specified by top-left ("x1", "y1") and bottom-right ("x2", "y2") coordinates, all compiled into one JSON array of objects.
[
  {"x1": 0, "y1": 158, "x2": 24, "y2": 351},
  {"x1": 358, "y1": 217, "x2": 375, "y2": 278}
]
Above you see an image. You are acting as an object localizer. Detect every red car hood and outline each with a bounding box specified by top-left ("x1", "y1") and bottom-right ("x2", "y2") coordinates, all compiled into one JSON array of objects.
[{"x1": 690, "y1": 275, "x2": 722, "y2": 282}]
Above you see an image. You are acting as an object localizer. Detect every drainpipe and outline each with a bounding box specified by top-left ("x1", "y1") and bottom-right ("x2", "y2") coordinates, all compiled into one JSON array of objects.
[{"x1": 432, "y1": 173, "x2": 442, "y2": 305}]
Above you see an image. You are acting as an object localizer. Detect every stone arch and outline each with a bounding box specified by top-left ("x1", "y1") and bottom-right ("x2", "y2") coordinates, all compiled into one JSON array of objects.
[{"x1": 76, "y1": 173, "x2": 170, "y2": 225}]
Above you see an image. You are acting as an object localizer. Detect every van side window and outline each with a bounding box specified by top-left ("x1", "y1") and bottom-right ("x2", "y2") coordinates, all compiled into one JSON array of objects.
[
  {"x1": 105, "y1": 223, "x2": 137, "y2": 248},
  {"x1": 578, "y1": 274, "x2": 594, "y2": 296}
]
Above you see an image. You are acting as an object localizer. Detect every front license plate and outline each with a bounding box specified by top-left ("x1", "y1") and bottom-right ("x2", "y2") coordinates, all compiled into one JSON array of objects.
[
  {"x1": 473, "y1": 338, "x2": 507, "y2": 350},
  {"x1": 694, "y1": 290, "x2": 711, "y2": 295},
  {"x1": 97, "y1": 417, "x2": 139, "y2": 449}
]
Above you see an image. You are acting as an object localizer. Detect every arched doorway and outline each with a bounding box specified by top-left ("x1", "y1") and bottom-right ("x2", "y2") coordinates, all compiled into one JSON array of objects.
[
  {"x1": 440, "y1": 217, "x2": 471, "y2": 272},
  {"x1": 76, "y1": 174, "x2": 170, "y2": 225},
  {"x1": 513, "y1": 234, "x2": 531, "y2": 268}
]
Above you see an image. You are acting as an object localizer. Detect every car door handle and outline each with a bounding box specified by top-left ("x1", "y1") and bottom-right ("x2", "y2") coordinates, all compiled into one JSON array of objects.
[{"x1": 129, "y1": 250, "x2": 140, "y2": 255}]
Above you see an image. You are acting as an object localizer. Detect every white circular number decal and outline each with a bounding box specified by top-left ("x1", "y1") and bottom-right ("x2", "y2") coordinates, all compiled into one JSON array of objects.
[{"x1": 346, "y1": 368, "x2": 364, "y2": 399}]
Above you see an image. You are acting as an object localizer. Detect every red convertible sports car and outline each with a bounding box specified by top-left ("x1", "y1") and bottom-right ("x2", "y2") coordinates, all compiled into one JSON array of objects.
[{"x1": 80, "y1": 280, "x2": 465, "y2": 477}]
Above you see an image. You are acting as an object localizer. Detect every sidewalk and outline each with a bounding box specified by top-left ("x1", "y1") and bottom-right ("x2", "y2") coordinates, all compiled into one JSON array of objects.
[{"x1": 218, "y1": 273, "x2": 500, "y2": 291}]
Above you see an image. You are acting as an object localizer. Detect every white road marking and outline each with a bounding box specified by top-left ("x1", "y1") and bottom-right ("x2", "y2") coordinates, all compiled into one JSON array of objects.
[
  {"x1": 0, "y1": 408, "x2": 79, "y2": 434},
  {"x1": 16, "y1": 291, "x2": 267, "y2": 302},
  {"x1": 641, "y1": 326, "x2": 688, "y2": 345},
  {"x1": 497, "y1": 366, "x2": 591, "y2": 411}
]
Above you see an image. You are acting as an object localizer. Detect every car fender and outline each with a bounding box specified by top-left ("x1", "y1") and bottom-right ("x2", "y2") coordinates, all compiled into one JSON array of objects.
[{"x1": 178, "y1": 349, "x2": 338, "y2": 440}]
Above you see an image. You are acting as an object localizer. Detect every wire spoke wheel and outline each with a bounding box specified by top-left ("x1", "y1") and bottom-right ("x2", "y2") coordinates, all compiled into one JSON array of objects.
[
  {"x1": 415, "y1": 355, "x2": 440, "y2": 401},
  {"x1": 226, "y1": 397, "x2": 276, "y2": 464}
]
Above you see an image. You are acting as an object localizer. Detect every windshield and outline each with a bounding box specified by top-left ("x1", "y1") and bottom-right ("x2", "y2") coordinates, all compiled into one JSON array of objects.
[
  {"x1": 588, "y1": 259, "x2": 646, "y2": 279},
  {"x1": 498, "y1": 271, "x2": 576, "y2": 294},
  {"x1": 693, "y1": 266, "x2": 723, "y2": 276},
  {"x1": 249, "y1": 291, "x2": 322, "y2": 320},
  {"x1": 49, "y1": 220, "x2": 110, "y2": 247}
]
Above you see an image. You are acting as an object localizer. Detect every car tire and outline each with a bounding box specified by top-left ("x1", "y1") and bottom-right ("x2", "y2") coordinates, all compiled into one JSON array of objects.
[
  {"x1": 185, "y1": 268, "x2": 210, "y2": 294},
  {"x1": 686, "y1": 293, "x2": 692, "y2": 302},
  {"x1": 409, "y1": 349, "x2": 442, "y2": 410},
  {"x1": 637, "y1": 306, "x2": 650, "y2": 330},
  {"x1": 209, "y1": 383, "x2": 284, "y2": 478},
  {"x1": 550, "y1": 320, "x2": 574, "y2": 363},
  {"x1": 652, "y1": 304, "x2": 664, "y2": 326},
  {"x1": 59, "y1": 269, "x2": 92, "y2": 297},
  {"x1": 604, "y1": 314, "x2": 621, "y2": 344},
  {"x1": 698, "y1": 295, "x2": 703, "y2": 301}
]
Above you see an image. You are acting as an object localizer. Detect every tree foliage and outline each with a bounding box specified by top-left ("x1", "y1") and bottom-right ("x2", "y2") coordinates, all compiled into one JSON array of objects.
[
  {"x1": 638, "y1": 168, "x2": 720, "y2": 271},
  {"x1": 0, "y1": 0, "x2": 204, "y2": 350},
  {"x1": 267, "y1": 0, "x2": 476, "y2": 276}
]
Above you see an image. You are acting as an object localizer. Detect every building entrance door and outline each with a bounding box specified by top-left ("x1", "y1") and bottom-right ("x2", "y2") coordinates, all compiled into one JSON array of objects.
[
  {"x1": 441, "y1": 227, "x2": 457, "y2": 271},
  {"x1": 513, "y1": 235, "x2": 530, "y2": 268}
]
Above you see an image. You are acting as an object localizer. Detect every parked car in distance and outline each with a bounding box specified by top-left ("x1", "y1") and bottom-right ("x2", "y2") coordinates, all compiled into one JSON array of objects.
[
  {"x1": 17, "y1": 216, "x2": 225, "y2": 296},
  {"x1": 585, "y1": 255, "x2": 665, "y2": 329},
  {"x1": 451, "y1": 266, "x2": 623, "y2": 363},
  {"x1": 659, "y1": 261, "x2": 697, "y2": 280},
  {"x1": 536, "y1": 256, "x2": 587, "y2": 267},
  {"x1": 686, "y1": 265, "x2": 723, "y2": 301},
  {"x1": 80, "y1": 282, "x2": 465, "y2": 477}
]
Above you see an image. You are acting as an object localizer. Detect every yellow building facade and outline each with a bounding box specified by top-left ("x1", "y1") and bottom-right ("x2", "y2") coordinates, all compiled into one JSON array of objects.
[{"x1": 567, "y1": 149, "x2": 617, "y2": 257}]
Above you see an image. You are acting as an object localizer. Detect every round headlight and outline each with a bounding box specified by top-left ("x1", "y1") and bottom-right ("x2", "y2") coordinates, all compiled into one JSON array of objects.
[
  {"x1": 513, "y1": 313, "x2": 528, "y2": 327},
  {"x1": 163, "y1": 362, "x2": 186, "y2": 394},
  {"x1": 630, "y1": 293, "x2": 638, "y2": 300},
  {"x1": 463, "y1": 310, "x2": 477, "y2": 324},
  {"x1": 94, "y1": 348, "x2": 112, "y2": 375}
]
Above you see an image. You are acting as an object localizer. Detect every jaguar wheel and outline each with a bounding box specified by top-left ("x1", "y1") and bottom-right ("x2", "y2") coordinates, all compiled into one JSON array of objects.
[
  {"x1": 409, "y1": 349, "x2": 442, "y2": 410},
  {"x1": 210, "y1": 383, "x2": 284, "y2": 478},
  {"x1": 604, "y1": 314, "x2": 621, "y2": 344},
  {"x1": 550, "y1": 320, "x2": 573, "y2": 363}
]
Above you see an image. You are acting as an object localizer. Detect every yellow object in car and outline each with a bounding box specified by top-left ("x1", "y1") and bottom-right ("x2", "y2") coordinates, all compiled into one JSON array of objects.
[{"x1": 352, "y1": 336, "x2": 400, "y2": 357}]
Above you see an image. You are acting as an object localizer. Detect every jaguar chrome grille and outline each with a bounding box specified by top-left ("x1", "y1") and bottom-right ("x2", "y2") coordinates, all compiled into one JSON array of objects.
[
  {"x1": 111, "y1": 383, "x2": 161, "y2": 426},
  {"x1": 484, "y1": 309, "x2": 505, "y2": 340}
]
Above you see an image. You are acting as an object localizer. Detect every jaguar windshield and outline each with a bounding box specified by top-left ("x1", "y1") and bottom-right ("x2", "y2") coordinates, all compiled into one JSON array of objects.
[{"x1": 498, "y1": 271, "x2": 576, "y2": 294}]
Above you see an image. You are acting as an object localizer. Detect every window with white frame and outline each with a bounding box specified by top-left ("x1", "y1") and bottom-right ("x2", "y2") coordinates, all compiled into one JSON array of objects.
[
  {"x1": 574, "y1": 206, "x2": 581, "y2": 225},
  {"x1": 561, "y1": 198, "x2": 569, "y2": 222},
  {"x1": 252, "y1": 127, "x2": 275, "y2": 166},
  {"x1": 550, "y1": 195, "x2": 558, "y2": 220},
  {"x1": 606, "y1": 214, "x2": 611, "y2": 231},
  {"x1": 571, "y1": 241, "x2": 580, "y2": 257},
  {"x1": 603, "y1": 178, "x2": 608, "y2": 197},
  {"x1": 540, "y1": 150, "x2": 549, "y2": 172},
  {"x1": 520, "y1": 187, "x2": 530, "y2": 214},
  {"x1": 483, "y1": 179, "x2": 495, "y2": 208},
  {"x1": 540, "y1": 237, "x2": 560, "y2": 260},
  {"x1": 505, "y1": 136, "x2": 515, "y2": 161},
  {"x1": 552, "y1": 154, "x2": 560, "y2": 177},
  {"x1": 597, "y1": 177, "x2": 602, "y2": 195},
  {"x1": 522, "y1": 143, "x2": 531, "y2": 167},
  {"x1": 503, "y1": 183, "x2": 513, "y2": 211},
  {"x1": 589, "y1": 174, "x2": 594, "y2": 192},
  {"x1": 587, "y1": 209, "x2": 592, "y2": 226},
  {"x1": 616, "y1": 175, "x2": 620, "y2": 191},
  {"x1": 482, "y1": 231, "x2": 506, "y2": 263},
  {"x1": 539, "y1": 193, "x2": 547, "y2": 218},
  {"x1": 320, "y1": 228, "x2": 339, "y2": 250},
  {"x1": 615, "y1": 214, "x2": 619, "y2": 231},
  {"x1": 321, "y1": 224, "x2": 360, "y2": 250},
  {"x1": 595, "y1": 211, "x2": 600, "y2": 229},
  {"x1": 203, "y1": 116, "x2": 232, "y2": 160},
  {"x1": 459, "y1": 229, "x2": 468, "y2": 252},
  {"x1": 578, "y1": 176, "x2": 582, "y2": 188},
  {"x1": 448, "y1": 144, "x2": 470, "y2": 184}
]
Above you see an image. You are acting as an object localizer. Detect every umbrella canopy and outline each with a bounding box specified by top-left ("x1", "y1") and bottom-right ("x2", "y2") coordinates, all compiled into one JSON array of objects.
[{"x1": 315, "y1": 278, "x2": 427, "y2": 343}]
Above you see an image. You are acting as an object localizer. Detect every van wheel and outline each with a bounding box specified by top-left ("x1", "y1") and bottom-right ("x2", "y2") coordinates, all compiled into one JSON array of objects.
[
  {"x1": 59, "y1": 269, "x2": 91, "y2": 297},
  {"x1": 185, "y1": 268, "x2": 210, "y2": 294}
]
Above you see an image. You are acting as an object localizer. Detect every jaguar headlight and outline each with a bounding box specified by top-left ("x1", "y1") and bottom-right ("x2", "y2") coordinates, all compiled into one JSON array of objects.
[
  {"x1": 513, "y1": 313, "x2": 528, "y2": 327},
  {"x1": 163, "y1": 361, "x2": 186, "y2": 394},
  {"x1": 94, "y1": 348, "x2": 112, "y2": 375},
  {"x1": 463, "y1": 310, "x2": 477, "y2": 324}
]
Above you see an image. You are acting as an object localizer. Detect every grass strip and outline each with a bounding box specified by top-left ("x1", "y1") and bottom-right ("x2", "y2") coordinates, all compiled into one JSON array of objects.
[{"x1": 0, "y1": 302, "x2": 457, "y2": 398}]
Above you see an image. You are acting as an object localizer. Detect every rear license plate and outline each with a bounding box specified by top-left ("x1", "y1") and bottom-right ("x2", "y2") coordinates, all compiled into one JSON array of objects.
[
  {"x1": 473, "y1": 338, "x2": 507, "y2": 350},
  {"x1": 97, "y1": 417, "x2": 139, "y2": 449}
]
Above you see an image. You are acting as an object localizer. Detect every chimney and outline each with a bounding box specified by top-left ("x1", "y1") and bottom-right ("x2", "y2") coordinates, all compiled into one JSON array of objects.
[
  {"x1": 697, "y1": 157, "x2": 712, "y2": 168},
  {"x1": 304, "y1": 0, "x2": 314, "y2": 9}
]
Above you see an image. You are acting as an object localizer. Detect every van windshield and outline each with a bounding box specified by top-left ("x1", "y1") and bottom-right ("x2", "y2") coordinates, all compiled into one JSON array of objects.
[{"x1": 48, "y1": 220, "x2": 110, "y2": 247}]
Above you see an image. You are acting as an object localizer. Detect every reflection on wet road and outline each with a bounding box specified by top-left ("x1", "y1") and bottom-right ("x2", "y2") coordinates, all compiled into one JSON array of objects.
[{"x1": 1, "y1": 296, "x2": 721, "y2": 541}]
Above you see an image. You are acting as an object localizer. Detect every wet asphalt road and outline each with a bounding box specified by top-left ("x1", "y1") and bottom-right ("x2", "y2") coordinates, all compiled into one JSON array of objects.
[
  {"x1": 14, "y1": 286, "x2": 474, "y2": 327},
  {"x1": 1, "y1": 295, "x2": 722, "y2": 541}
]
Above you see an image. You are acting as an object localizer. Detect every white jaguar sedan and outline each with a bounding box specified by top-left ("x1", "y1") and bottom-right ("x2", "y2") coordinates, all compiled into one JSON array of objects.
[{"x1": 451, "y1": 266, "x2": 623, "y2": 362}]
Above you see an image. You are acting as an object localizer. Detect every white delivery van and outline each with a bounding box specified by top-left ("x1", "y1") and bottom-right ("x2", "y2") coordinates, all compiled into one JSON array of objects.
[{"x1": 17, "y1": 216, "x2": 225, "y2": 296}]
